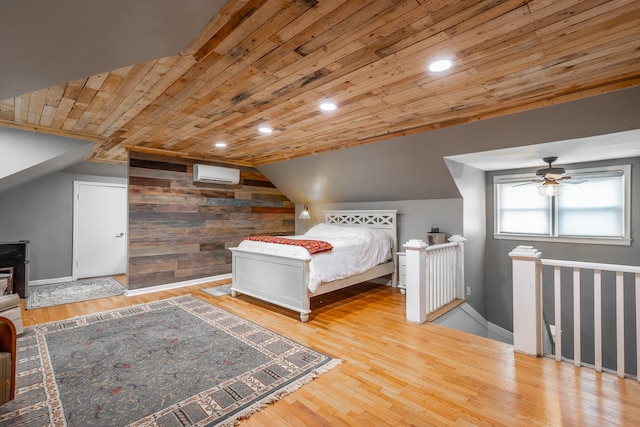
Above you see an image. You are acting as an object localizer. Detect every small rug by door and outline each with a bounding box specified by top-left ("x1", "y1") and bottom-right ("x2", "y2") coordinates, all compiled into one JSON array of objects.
[
  {"x1": 0, "y1": 295, "x2": 340, "y2": 426},
  {"x1": 26, "y1": 276, "x2": 126, "y2": 309}
]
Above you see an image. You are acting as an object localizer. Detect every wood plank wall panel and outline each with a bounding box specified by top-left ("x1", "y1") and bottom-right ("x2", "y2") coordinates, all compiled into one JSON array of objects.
[{"x1": 127, "y1": 152, "x2": 294, "y2": 290}]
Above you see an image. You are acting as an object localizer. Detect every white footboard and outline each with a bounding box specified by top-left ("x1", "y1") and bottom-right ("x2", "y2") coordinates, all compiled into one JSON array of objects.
[
  {"x1": 230, "y1": 248, "x2": 395, "y2": 322},
  {"x1": 230, "y1": 248, "x2": 313, "y2": 321}
]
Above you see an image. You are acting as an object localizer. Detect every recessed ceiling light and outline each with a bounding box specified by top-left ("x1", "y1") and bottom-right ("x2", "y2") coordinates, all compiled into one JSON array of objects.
[
  {"x1": 258, "y1": 126, "x2": 273, "y2": 134},
  {"x1": 320, "y1": 102, "x2": 337, "y2": 112},
  {"x1": 214, "y1": 141, "x2": 227, "y2": 148},
  {"x1": 428, "y1": 59, "x2": 453, "y2": 72}
]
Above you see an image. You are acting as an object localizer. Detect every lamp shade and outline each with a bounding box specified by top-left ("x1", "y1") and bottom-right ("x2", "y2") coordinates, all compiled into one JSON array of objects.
[
  {"x1": 299, "y1": 205, "x2": 311, "y2": 220},
  {"x1": 538, "y1": 181, "x2": 563, "y2": 197}
]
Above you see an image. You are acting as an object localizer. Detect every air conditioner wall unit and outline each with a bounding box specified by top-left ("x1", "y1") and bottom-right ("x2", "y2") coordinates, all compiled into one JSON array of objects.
[{"x1": 193, "y1": 164, "x2": 240, "y2": 185}]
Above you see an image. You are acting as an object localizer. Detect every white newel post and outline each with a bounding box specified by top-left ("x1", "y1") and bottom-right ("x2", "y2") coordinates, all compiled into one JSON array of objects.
[
  {"x1": 448, "y1": 234, "x2": 466, "y2": 299},
  {"x1": 404, "y1": 239, "x2": 428, "y2": 323},
  {"x1": 509, "y1": 245, "x2": 543, "y2": 356}
]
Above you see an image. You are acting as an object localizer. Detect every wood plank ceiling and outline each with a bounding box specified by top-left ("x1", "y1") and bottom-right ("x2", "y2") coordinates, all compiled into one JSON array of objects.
[{"x1": 1, "y1": 0, "x2": 639, "y2": 167}]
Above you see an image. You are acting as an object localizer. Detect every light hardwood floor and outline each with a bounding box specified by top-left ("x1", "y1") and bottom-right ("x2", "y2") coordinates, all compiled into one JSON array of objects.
[{"x1": 20, "y1": 279, "x2": 640, "y2": 426}]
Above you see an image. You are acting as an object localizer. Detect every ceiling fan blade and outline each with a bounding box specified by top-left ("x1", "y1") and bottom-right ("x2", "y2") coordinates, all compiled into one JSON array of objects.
[
  {"x1": 512, "y1": 179, "x2": 540, "y2": 187},
  {"x1": 563, "y1": 178, "x2": 587, "y2": 184}
]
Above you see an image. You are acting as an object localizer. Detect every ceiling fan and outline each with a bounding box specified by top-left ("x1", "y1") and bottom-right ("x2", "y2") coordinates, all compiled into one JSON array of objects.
[{"x1": 517, "y1": 157, "x2": 585, "y2": 196}]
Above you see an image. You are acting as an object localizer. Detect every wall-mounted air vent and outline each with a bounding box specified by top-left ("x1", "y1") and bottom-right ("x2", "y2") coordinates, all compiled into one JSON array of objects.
[{"x1": 193, "y1": 164, "x2": 240, "y2": 185}]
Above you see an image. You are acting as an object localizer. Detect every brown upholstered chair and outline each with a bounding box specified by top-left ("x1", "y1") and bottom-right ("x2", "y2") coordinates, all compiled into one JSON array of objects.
[
  {"x1": 0, "y1": 316, "x2": 17, "y2": 405},
  {"x1": 0, "y1": 295, "x2": 22, "y2": 335}
]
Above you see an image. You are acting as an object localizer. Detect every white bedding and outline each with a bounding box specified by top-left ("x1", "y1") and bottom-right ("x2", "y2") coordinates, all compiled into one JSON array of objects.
[{"x1": 236, "y1": 223, "x2": 393, "y2": 292}]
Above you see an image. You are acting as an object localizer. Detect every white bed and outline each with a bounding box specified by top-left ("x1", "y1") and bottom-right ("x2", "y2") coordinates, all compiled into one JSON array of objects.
[{"x1": 229, "y1": 210, "x2": 398, "y2": 322}]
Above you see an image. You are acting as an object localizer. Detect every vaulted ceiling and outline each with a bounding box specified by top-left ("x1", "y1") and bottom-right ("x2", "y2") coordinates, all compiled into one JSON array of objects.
[{"x1": 1, "y1": 0, "x2": 639, "y2": 167}]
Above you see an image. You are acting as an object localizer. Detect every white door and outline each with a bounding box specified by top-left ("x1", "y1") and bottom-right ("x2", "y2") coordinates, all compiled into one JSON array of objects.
[{"x1": 74, "y1": 182, "x2": 127, "y2": 279}]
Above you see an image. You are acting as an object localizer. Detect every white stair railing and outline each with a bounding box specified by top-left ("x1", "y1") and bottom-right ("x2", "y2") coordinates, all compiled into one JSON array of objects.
[
  {"x1": 404, "y1": 235, "x2": 466, "y2": 323},
  {"x1": 510, "y1": 245, "x2": 640, "y2": 380}
]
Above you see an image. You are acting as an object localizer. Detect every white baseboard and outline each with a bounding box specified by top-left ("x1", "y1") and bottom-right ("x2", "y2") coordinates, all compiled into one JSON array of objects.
[
  {"x1": 457, "y1": 303, "x2": 486, "y2": 327},
  {"x1": 29, "y1": 276, "x2": 74, "y2": 287},
  {"x1": 124, "y1": 273, "x2": 232, "y2": 296},
  {"x1": 488, "y1": 321, "x2": 514, "y2": 344}
]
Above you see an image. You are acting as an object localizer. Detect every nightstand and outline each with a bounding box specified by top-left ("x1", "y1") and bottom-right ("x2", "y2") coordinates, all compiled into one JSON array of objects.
[{"x1": 397, "y1": 252, "x2": 406, "y2": 294}]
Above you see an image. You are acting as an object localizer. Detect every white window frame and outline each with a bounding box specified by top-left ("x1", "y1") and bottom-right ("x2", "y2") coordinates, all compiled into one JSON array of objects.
[{"x1": 493, "y1": 164, "x2": 631, "y2": 246}]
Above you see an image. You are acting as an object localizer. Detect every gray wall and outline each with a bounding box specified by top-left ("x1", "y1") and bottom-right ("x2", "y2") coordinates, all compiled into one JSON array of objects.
[
  {"x1": 0, "y1": 164, "x2": 126, "y2": 281},
  {"x1": 445, "y1": 160, "x2": 487, "y2": 315},
  {"x1": 486, "y1": 156, "x2": 640, "y2": 373}
]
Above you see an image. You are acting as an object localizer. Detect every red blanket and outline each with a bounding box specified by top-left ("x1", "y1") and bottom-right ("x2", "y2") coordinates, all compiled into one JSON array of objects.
[{"x1": 244, "y1": 236, "x2": 333, "y2": 254}]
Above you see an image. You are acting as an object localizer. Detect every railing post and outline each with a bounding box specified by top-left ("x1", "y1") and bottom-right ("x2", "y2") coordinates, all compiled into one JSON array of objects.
[
  {"x1": 448, "y1": 235, "x2": 466, "y2": 299},
  {"x1": 509, "y1": 245, "x2": 543, "y2": 356},
  {"x1": 404, "y1": 239, "x2": 428, "y2": 324}
]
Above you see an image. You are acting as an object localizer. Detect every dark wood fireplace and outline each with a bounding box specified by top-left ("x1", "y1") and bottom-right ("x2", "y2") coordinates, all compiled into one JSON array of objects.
[{"x1": 0, "y1": 241, "x2": 29, "y2": 298}]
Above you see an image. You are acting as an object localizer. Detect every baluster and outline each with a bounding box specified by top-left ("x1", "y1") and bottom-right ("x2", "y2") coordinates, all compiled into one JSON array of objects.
[
  {"x1": 445, "y1": 249, "x2": 451, "y2": 304},
  {"x1": 573, "y1": 268, "x2": 581, "y2": 367},
  {"x1": 554, "y1": 266, "x2": 562, "y2": 362},
  {"x1": 453, "y1": 247, "x2": 457, "y2": 300},
  {"x1": 432, "y1": 256, "x2": 437, "y2": 312},
  {"x1": 447, "y1": 248, "x2": 452, "y2": 302},
  {"x1": 636, "y1": 273, "x2": 640, "y2": 382},
  {"x1": 594, "y1": 270, "x2": 602, "y2": 372},
  {"x1": 425, "y1": 257, "x2": 432, "y2": 313},
  {"x1": 438, "y1": 250, "x2": 444, "y2": 308},
  {"x1": 444, "y1": 249, "x2": 449, "y2": 303},
  {"x1": 429, "y1": 254, "x2": 438, "y2": 312},
  {"x1": 436, "y1": 250, "x2": 442, "y2": 309},
  {"x1": 616, "y1": 271, "x2": 624, "y2": 377},
  {"x1": 450, "y1": 247, "x2": 456, "y2": 301},
  {"x1": 435, "y1": 253, "x2": 440, "y2": 310},
  {"x1": 428, "y1": 251, "x2": 435, "y2": 312},
  {"x1": 436, "y1": 251, "x2": 440, "y2": 307},
  {"x1": 438, "y1": 249, "x2": 444, "y2": 307}
]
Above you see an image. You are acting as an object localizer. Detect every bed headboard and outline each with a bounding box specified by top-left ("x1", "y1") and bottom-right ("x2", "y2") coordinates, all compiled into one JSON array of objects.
[{"x1": 323, "y1": 210, "x2": 398, "y2": 255}]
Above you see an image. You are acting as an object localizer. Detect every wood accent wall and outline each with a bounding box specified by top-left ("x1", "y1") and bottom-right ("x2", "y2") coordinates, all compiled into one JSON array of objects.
[{"x1": 127, "y1": 152, "x2": 294, "y2": 290}]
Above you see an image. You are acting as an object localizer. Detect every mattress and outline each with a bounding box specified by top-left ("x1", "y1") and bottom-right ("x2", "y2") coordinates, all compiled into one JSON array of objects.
[{"x1": 237, "y1": 223, "x2": 393, "y2": 292}]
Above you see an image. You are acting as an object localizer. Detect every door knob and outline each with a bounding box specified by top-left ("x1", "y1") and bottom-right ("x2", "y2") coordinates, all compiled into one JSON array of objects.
[{"x1": 115, "y1": 232, "x2": 125, "y2": 237}]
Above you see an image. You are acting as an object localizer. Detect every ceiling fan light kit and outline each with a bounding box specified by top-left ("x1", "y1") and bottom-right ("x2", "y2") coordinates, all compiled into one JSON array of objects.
[{"x1": 538, "y1": 180, "x2": 563, "y2": 197}]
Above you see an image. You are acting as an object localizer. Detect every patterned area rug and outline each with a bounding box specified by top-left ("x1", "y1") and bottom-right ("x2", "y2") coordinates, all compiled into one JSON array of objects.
[
  {"x1": 202, "y1": 284, "x2": 232, "y2": 297},
  {"x1": 0, "y1": 295, "x2": 340, "y2": 426},
  {"x1": 26, "y1": 276, "x2": 126, "y2": 309}
]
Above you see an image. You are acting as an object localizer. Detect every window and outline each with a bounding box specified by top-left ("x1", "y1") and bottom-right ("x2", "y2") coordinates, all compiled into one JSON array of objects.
[{"x1": 494, "y1": 164, "x2": 631, "y2": 245}]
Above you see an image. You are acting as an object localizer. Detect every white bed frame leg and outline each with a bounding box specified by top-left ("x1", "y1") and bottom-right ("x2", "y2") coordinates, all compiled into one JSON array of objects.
[
  {"x1": 231, "y1": 289, "x2": 237, "y2": 297},
  {"x1": 300, "y1": 312, "x2": 309, "y2": 322}
]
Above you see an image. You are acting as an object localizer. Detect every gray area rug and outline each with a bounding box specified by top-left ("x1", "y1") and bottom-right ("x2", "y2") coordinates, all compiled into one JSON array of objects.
[
  {"x1": 27, "y1": 276, "x2": 126, "y2": 309},
  {"x1": 0, "y1": 295, "x2": 340, "y2": 426},
  {"x1": 202, "y1": 283, "x2": 232, "y2": 297}
]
